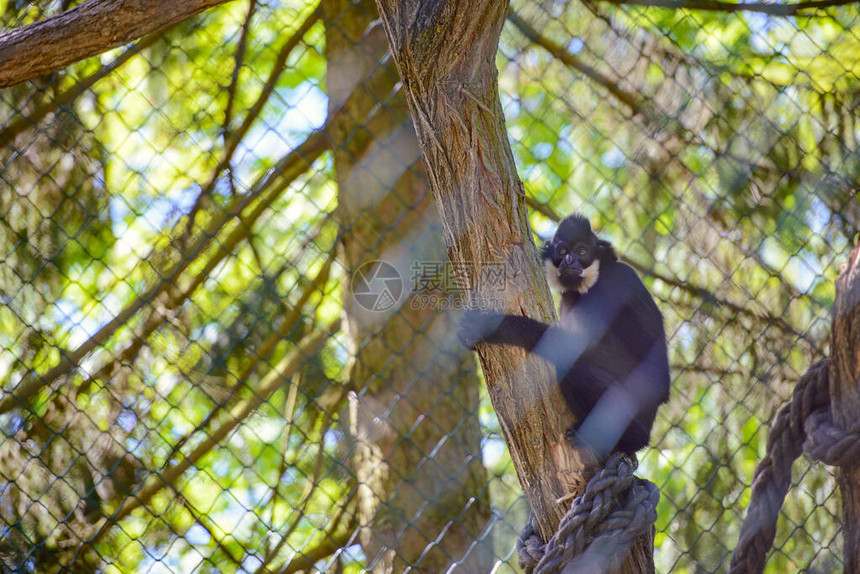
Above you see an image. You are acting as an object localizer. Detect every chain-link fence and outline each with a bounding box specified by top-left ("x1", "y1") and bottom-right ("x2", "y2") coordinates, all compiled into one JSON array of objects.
[{"x1": 1, "y1": 0, "x2": 858, "y2": 571}]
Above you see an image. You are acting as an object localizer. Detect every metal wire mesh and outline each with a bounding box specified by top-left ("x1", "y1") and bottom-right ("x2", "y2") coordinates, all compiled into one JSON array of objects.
[{"x1": 1, "y1": 0, "x2": 857, "y2": 571}]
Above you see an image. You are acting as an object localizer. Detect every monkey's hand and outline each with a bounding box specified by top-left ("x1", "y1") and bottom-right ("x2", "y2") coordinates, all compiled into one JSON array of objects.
[{"x1": 457, "y1": 310, "x2": 504, "y2": 350}]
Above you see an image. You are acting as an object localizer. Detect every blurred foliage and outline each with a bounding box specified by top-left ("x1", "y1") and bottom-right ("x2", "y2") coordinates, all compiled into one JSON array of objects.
[{"x1": 1, "y1": 0, "x2": 858, "y2": 571}]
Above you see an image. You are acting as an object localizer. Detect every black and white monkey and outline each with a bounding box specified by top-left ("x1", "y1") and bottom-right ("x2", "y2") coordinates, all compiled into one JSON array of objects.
[{"x1": 457, "y1": 214, "x2": 670, "y2": 458}]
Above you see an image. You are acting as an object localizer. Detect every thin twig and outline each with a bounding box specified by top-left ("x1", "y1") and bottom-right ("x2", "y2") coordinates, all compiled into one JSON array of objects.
[
  {"x1": 223, "y1": 0, "x2": 257, "y2": 137},
  {"x1": 184, "y1": 4, "x2": 322, "y2": 236}
]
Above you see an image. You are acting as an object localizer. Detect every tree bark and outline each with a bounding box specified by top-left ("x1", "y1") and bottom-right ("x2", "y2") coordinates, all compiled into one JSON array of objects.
[
  {"x1": 370, "y1": 0, "x2": 574, "y2": 540},
  {"x1": 831, "y1": 241, "x2": 860, "y2": 573},
  {"x1": 325, "y1": 1, "x2": 492, "y2": 571},
  {"x1": 370, "y1": 0, "x2": 556, "y2": 536},
  {"x1": 372, "y1": 1, "x2": 655, "y2": 570},
  {"x1": 0, "y1": 0, "x2": 231, "y2": 88}
]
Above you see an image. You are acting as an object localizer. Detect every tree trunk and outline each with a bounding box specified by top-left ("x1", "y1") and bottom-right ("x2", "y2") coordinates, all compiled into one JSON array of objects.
[
  {"x1": 830, "y1": 242, "x2": 860, "y2": 572},
  {"x1": 325, "y1": 1, "x2": 492, "y2": 571},
  {"x1": 371, "y1": 1, "x2": 655, "y2": 571},
  {"x1": 0, "y1": 0, "x2": 229, "y2": 88}
]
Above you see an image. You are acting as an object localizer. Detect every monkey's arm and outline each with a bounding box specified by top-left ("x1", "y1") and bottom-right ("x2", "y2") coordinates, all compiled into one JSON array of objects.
[
  {"x1": 457, "y1": 311, "x2": 589, "y2": 369},
  {"x1": 458, "y1": 312, "x2": 542, "y2": 349}
]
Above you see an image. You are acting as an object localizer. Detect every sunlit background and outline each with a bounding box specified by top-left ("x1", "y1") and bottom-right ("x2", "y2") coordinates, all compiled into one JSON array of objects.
[{"x1": 1, "y1": 0, "x2": 858, "y2": 571}]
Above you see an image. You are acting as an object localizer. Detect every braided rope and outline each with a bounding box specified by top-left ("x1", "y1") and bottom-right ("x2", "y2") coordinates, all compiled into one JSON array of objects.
[
  {"x1": 804, "y1": 410, "x2": 860, "y2": 467},
  {"x1": 517, "y1": 452, "x2": 660, "y2": 574},
  {"x1": 728, "y1": 359, "x2": 846, "y2": 574}
]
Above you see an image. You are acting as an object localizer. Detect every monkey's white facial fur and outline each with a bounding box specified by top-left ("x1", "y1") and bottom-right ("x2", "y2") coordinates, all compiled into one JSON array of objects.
[
  {"x1": 546, "y1": 258, "x2": 600, "y2": 295},
  {"x1": 545, "y1": 258, "x2": 565, "y2": 292},
  {"x1": 577, "y1": 260, "x2": 600, "y2": 294}
]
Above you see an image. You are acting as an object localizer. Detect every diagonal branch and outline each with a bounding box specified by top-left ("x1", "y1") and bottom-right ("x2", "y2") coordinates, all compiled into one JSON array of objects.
[
  {"x1": 0, "y1": 129, "x2": 327, "y2": 416},
  {"x1": 278, "y1": 530, "x2": 355, "y2": 574},
  {"x1": 185, "y1": 4, "x2": 321, "y2": 234},
  {"x1": 174, "y1": 490, "x2": 245, "y2": 568},
  {"x1": 507, "y1": 10, "x2": 644, "y2": 117},
  {"x1": 226, "y1": 6, "x2": 321, "y2": 154},
  {"x1": 622, "y1": 258, "x2": 818, "y2": 347},
  {"x1": 69, "y1": 320, "x2": 341, "y2": 563},
  {"x1": 0, "y1": 0, "x2": 233, "y2": 88}
]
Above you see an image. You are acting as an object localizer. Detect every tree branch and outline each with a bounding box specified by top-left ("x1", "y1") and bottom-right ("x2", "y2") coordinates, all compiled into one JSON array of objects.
[
  {"x1": 0, "y1": 129, "x2": 327, "y2": 416},
  {"x1": 222, "y1": 0, "x2": 258, "y2": 139},
  {"x1": 69, "y1": 320, "x2": 341, "y2": 564},
  {"x1": 278, "y1": 530, "x2": 355, "y2": 574},
  {"x1": 507, "y1": 10, "x2": 644, "y2": 117},
  {"x1": 185, "y1": 4, "x2": 321, "y2": 235},
  {"x1": 225, "y1": 5, "x2": 321, "y2": 154},
  {"x1": 0, "y1": 0, "x2": 233, "y2": 88},
  {"x1": 174, "y1": 490, "x2": 245, "y2": 568},
  {"x1": 0, "y1": 25, "x2": 166, "y2": 142}
]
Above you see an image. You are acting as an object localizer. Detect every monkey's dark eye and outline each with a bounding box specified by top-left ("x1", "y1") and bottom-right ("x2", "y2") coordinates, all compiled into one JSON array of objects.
[
  {"x1": 558, "y1": 248, "x2": 567, "y2": 257},
  {"x1": 577, "y1": 247, "x2": 588, "y2": 256}
]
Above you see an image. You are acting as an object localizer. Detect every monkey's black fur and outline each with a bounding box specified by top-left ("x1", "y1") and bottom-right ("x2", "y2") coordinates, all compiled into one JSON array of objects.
[{"x1": 458, "y1": 214, "x2": 670, "y2": 458}]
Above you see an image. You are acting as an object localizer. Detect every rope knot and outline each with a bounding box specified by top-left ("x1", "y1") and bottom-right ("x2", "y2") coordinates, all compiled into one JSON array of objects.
[
  {"x1": 804, "y1": 409, "x2": 860, "y2": 467},
  {"x1": 517, "y1": 452, "x2": 660, "y2": 574}
]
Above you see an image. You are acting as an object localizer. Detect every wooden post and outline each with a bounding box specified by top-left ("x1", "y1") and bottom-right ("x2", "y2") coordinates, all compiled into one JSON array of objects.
[{"x1": 831, "y1": 241, "x2": 860, "y2": 572}]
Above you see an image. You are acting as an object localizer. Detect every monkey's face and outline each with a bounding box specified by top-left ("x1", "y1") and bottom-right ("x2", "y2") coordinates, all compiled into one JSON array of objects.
[{"x1": 541, "y1": 215, "x2": 603, "y2": 294}]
